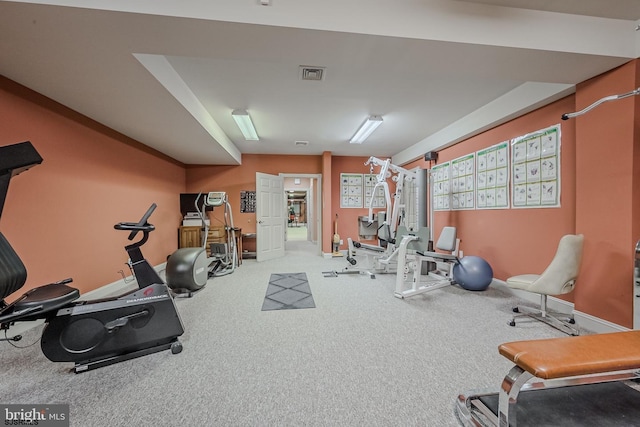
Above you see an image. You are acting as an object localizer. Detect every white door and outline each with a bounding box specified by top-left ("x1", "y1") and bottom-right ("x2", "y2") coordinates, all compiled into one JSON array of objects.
[{"x1": 256, "y1": 172, "x2": 285, "y2": 262}]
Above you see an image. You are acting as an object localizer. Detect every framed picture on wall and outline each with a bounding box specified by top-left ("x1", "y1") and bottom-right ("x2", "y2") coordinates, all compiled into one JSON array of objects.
[
  {"x1": 477, "y1": 141, "x2": 510, "y2": 209},
  {"x1": 340, "y1": 173, "x2": 364, "y2": 208},
  {"x1": 511, "y1": 124, "x2": 561, "y2": 208}
]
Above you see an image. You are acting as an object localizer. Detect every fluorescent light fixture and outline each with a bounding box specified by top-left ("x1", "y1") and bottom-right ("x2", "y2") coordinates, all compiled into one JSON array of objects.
[
  {"x1": 349, "y1": 115, "x2": 383, "y2": 144},
  {"x1": 231, "y1": 109, "x2": 259, "y2": 141}
]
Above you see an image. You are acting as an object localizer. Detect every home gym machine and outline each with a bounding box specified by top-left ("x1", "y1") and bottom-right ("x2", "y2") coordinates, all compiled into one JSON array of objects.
[
  {"x1": 0, "y1": 141, "x2": 184, "y2": 373},
  {"x1": 394, "y1": 225, "x2": 461, "y2": 299},
  {"x1": 343, "y1": 156, "x2": 428, "y2": 277}
]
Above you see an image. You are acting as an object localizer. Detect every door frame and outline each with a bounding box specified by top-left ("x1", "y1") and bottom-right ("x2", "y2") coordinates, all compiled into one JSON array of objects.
[{"x1": 281, "y1": 173, "x2": 322, "y2": 256}]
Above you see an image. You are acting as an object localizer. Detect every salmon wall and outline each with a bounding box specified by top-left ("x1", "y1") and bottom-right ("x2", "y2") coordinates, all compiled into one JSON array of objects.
[
  {"x1": 185, "y1": 154, "x2": 388, "y2": 254},
  {"x1": 573, "y1": 61, "x2": 639, "y2": 326},
  {"x1": 322, "y1": 152, "x2": 332, "y2": 254},
  {"x1": 185, "y1": 154, "x2": 322, "y2": 234},
  {"x1": 406, "y1": 96, "x2": 577, "y2": 281},
  {"x1": 5, "y1": 59, "x2": 637, "y2": 328},
  {"x1": 0, "y1": 77, "x2": 186, "y2": 297},
  {"x1": 403, "y1": 60, "x2": 640, "y2": 328}
]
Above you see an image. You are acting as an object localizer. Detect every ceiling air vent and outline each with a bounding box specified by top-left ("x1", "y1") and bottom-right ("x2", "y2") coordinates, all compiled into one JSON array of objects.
[
  {"x1": 299, "y1": 66, "x2": 326, "y2": 81},
  {"x1": 295, "y1": 140, "x2": 309, "y2": 147}
]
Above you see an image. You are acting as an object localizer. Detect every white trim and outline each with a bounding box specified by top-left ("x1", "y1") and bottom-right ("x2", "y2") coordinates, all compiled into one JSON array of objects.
[
  {"x1": 281, "y1": 173, "x2": 322, "y2": 256},
  {"x1": 573, "y1": 309, "x2": 629, "y2": 334},
  {"x1": 133, "y1": 54, "x2": 241, "y2": 164},
  {"x1": 5, "y1": 263, "x2": 167, "y2": 336}
]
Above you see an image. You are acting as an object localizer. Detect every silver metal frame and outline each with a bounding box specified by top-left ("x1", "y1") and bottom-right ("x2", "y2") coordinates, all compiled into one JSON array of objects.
[
  {"x1": 510, "y1": 293, "x2": 579, "y2": 336},
  {"x1": 394, "y1": 231, "x2": 459, "y2": 299},
  {"x1": 344, "y1": 157, "x2": 425, "y2": 277},
  {"x1": 456, "y1": 366, "x2": 640, "y2": 426}
]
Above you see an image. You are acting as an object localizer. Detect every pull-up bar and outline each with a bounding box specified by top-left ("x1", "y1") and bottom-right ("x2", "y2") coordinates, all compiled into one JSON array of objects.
[{"x1": 561, "y1": 87, "x2": 640, "y2": 120}]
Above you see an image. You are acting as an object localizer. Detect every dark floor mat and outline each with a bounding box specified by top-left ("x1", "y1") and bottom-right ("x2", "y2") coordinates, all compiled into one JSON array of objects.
[
  {"x1": 261, "y1": 273, "x2": 315, "y2": 311},
  {"x1": 476, "y1": 381, "x2": 640, "y2": 426}
]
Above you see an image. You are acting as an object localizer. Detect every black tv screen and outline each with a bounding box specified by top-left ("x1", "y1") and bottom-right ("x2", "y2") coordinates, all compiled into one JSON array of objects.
[{"x1": 180, "y1": 193, "x2": 213, "y2": 216}]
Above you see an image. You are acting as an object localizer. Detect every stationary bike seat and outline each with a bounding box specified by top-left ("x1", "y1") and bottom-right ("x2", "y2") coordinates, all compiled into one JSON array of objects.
[{"x1": 1, "y1": 282, "x2": 80, "y2": 323}]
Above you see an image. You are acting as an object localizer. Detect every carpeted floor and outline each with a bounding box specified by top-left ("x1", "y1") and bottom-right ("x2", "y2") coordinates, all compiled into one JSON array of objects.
[
  {"x1": 262, "y1": 272, "x2": 315, "y2": 311},
  {"x1": 0, "y1": 240, "x2": 594, "y2": 426}
]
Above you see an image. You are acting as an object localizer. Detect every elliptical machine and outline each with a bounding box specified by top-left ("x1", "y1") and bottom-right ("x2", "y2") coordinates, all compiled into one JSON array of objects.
[
  {"x1": 164, "y1": 191, "x2": 237, "y2": 295},
  {"x1": 0, "y1": 141, "x2": 184, "y2": 373},
  {"x1": 195, "y1": 191, "x2": 237, "y2": 277}
]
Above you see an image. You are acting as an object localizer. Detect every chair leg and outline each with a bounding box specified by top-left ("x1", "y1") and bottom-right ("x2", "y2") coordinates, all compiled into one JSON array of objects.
[{"x1": 510, "y1": 295, "x2": 579, "y2": 336}]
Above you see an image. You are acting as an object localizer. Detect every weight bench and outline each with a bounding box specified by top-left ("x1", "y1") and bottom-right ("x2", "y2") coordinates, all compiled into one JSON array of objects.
[
  {"x1": 394, "y1": 226, "x2": 459, "y2": 299},
  {"x1": 456, "y1": 331, "x2": 640, "y2": 426}
]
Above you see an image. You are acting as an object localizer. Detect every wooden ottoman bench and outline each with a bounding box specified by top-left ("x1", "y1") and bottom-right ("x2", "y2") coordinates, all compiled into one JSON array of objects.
[{"x1": 456, "y1": 331, "x2": 640, "y2": 426}]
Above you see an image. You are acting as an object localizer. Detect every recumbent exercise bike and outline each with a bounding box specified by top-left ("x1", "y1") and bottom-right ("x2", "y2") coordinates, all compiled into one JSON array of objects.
[{"x1": 0, "y1": 141, "x2": 184, "y2": 373}]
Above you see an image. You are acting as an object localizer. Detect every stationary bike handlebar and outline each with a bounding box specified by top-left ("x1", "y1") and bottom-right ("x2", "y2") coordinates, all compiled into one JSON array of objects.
[
  {"x1": 114, "y1": 203, "x2": 157, "y2": 241},
  {"x1": 114, "y1": 222, "x2": 156, "y2": 232}
]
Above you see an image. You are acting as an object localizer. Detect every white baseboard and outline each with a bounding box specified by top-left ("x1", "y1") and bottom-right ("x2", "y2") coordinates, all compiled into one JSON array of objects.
[
  {"x1": 82, "y1": 261, "x2": 168, "y2": 300},
  {"x1": 573, "y1": 309, "x2": 629, "y2": 333},
  {"x1": 491, "y1": 279, "x2": 628, "y2": 334},
  {"x1": 5, "y1": 263, "x2": 167, "y2": 336},
  {"x1": 12, "y1": 268, "x2": 621, "y2": 335}
]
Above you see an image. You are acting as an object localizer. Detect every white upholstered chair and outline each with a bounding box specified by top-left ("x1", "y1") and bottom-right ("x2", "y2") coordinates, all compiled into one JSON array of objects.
[{"x1": 507, "y1": 234, "x2": 584, "y2": 336}]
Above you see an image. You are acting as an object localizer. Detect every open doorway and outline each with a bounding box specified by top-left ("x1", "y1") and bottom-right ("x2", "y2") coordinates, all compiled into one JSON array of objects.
[
  {"x1": 286, "y1": 189, "x2": 308, "y2": 240},
  {"x1": 282, "y1": 174, "x2": 322, "y2": 255}
]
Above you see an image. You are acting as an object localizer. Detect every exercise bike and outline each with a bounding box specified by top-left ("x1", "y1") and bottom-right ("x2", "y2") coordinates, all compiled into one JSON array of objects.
[
  {"x1": 0, "y1": 141, "x2": 184, "y2": 373},
  {"x1": 119, "y1": 202, "x2": 209, "y2": 297}
]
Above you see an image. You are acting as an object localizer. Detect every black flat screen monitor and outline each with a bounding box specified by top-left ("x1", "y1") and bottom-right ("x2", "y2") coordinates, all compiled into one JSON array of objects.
[{"x1": 180, "y1": 193, "x2": 213, "y2": 216}]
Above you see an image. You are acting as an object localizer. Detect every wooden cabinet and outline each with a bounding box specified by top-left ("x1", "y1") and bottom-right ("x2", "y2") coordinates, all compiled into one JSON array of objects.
[
  {"x1": 179, "y1": 226, "x2": 202, "y2": 248},
  {"x1": 179, "y1": 225, "x2": 227, "y2": 257}
]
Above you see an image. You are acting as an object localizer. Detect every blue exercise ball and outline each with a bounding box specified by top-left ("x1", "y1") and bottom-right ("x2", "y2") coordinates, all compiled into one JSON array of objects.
[{"x1": 453, "y1": 256, "x2": 493, "y2": 291}]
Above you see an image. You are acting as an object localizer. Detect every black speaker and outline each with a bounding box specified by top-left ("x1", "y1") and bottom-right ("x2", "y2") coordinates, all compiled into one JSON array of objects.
[{"x1": 424, "y1": 151, "x2": 438, "y2": 162}]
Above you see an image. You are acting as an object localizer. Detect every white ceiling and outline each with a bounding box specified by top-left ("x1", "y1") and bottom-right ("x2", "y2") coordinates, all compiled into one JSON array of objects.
[
  {"x1": 0, "y1": 0, "x2": 638, "y2": 165},
  {"x1": 458, "y1": 0, "x2": 640, "y2": 20}
]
